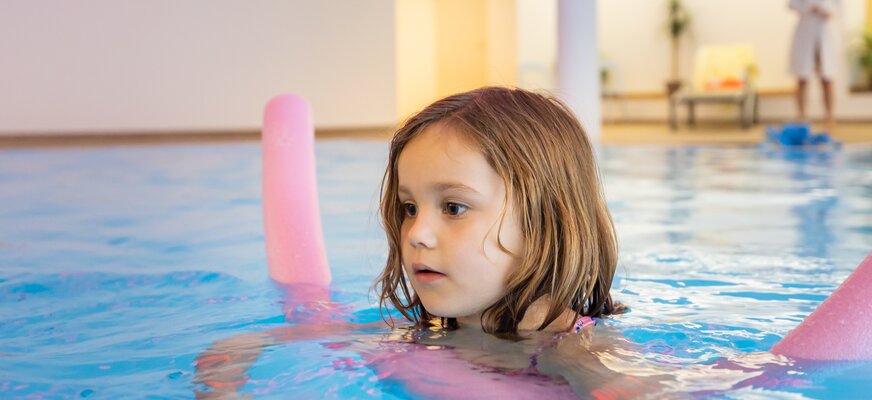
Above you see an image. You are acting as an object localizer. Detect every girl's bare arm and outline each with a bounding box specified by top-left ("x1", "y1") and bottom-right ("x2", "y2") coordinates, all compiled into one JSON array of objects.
[
  {"x1": 535, "y1": 329, "x2": 673, "y2": 399},
  {"x1": 193, "y1": 321, "x2": 382, "y2": 397}
]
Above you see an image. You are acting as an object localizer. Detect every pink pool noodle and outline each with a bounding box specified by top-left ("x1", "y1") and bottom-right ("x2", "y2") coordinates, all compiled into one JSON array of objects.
[
  {"x1": 771, "y1": 252, "x2": 872, "y2": 360},
  {"x1": 261, "y1": 94, "x2": 331, "y2": 286}
]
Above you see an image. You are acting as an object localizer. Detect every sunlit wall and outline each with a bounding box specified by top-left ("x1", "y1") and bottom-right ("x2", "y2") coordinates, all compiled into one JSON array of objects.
[{"x1": 395, "y1": 0, "x2": 516, "y2": 122}]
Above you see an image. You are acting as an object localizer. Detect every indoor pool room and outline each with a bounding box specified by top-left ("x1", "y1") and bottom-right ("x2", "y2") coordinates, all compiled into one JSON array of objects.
[{"x1": 2, "y1": 1, "x2": 872, "y2": 399}]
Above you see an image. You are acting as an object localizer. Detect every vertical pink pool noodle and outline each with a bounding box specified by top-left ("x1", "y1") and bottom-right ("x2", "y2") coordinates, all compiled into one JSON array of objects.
[
  {"x1": 771, "y1": 252, "x2": 872, "y2": 360},
  {"x1": 261, "y1": 94, "x2": 331, "y2": 286}
]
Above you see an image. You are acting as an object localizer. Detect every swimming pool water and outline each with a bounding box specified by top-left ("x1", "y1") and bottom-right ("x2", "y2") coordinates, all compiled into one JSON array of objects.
[{"x1": 1, "y1": 140, "x2": 871, "y2": 398}]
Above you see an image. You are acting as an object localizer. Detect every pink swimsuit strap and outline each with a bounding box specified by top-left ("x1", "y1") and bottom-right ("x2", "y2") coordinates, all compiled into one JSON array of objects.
[{"x1": 571, "y1": 316, "x2": 598, "y2": 333}]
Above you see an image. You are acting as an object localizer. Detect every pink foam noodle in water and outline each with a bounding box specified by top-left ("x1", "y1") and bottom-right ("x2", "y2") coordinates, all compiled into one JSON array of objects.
[
  {"x1": 262, "y1": 94, "x2": 331, "y2": 286},
  {"x1": 771, "y1": 252, "x2": 872, "y2": 360}
]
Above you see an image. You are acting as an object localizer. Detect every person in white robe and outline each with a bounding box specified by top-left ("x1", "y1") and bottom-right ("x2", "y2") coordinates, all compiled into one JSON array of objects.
[{"x1": 789, "y1": 0, "x2": 839, "y2": 127}]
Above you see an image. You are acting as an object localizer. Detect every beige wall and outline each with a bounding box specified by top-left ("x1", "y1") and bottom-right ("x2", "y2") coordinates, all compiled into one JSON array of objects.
[
  {"x1": 599, "y1": 0, "x2": 797, "y2": 93},
  {"x1": 516, "y1": 0, "x2": 557, "y2": 92},
  {"x1": 486, "y1": 0, "x2": 518, "y2": 86},
  {"x1": 434, "y1": 0, "x2": 488, "y2": 97},
  {"x1": 396, "y1": 0, "x2": 438, "y2": 121},
  {"x1": 868, "y1": 0, "x2": 872, "y2": 30},
  {"x1": 395, "y1": 0, "x2": 517, "y2": 121},
  {"x1": 597, "y1": 0, "x2": 872, "y2": 121},
  {"x1": 0, "y1": 0, "x2": 396, "y2": 135}
]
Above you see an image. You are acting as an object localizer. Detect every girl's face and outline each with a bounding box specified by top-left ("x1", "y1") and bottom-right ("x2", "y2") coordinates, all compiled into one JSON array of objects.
[{"x1": 396, "y1": 124, "x2": 525, "y2": 328}]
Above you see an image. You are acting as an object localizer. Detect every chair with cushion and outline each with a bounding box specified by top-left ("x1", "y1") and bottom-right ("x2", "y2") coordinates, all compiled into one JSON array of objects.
[{"x1": 669, "y1": 44, "x2": 759, "y2": 130}]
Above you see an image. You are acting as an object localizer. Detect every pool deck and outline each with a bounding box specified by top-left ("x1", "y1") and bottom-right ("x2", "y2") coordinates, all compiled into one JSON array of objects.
[{"x1": 1, "y1": 122, "x2": 871, "y2": 148}]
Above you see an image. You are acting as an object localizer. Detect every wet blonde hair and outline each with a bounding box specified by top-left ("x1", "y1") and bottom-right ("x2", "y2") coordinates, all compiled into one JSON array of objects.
[{"x1": 375, "y1": 87, "x2": 620, "y2": 337}]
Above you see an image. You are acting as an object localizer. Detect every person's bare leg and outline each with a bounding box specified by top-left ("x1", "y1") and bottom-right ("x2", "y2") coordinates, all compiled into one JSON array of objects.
[
  {"x1": 821, "y1": 78, "x2": 834, "y2": 130},
  {"x1": 796, "y1": 79, "x2": 808, "y2": 122}
]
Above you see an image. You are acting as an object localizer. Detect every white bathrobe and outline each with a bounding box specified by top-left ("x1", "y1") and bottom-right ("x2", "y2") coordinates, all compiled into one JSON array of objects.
[{"x1": 789, "y1": 0, "x2": 839, "y2": 80}]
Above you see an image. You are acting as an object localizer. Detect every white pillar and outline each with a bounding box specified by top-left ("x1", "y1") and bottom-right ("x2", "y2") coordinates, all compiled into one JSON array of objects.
[{"x1": 556, "y1": 0, "x2": 600, "y2": 141}]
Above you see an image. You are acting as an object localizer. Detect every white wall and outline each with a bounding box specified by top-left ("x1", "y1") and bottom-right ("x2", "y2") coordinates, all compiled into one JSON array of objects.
[
  {"x1": 599, "y1": 0, "x2": 872, "y2": 121},
  {"x1": 0, "y1": 1, "x2": 396, "y2": 135}
]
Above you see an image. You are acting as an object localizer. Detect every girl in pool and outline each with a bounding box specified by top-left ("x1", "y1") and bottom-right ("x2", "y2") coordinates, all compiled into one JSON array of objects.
[
  {"x1": 196, "y1": 87, "x2": 662, "y2": 398},
  {"x1": 377, "y1": 86, "x2": 622, "y2": 336}
]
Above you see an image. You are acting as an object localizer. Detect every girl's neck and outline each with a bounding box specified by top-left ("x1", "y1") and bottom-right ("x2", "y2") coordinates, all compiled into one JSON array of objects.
[
  {"x1": 517, "y1": 297, "x2": 577, "y2": 332},
  {"x1": 456, "y1": 314, "x2": 483, "y2": 329},
  {"x1": 455, "y1": 297, "x2": 576, "y2": 332}
]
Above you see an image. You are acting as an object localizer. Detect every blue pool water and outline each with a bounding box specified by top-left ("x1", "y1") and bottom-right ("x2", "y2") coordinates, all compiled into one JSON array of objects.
[{"x1": 1, "y1": 140, "x2": 871, "y2": 398}]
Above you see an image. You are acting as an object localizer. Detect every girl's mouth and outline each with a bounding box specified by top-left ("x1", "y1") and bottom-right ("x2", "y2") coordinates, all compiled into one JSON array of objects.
[
  {"x1": 412, "y1": 263, "x2": 446, "y2": 283},
  {"x1": 414, "y1": 270, "x2": 446, "y2": 283}
]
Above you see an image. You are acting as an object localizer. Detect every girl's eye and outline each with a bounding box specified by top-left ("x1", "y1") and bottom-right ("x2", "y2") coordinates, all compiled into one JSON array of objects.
[
  {"x1": 444, "y1": 202, "x2": 468, "y2": 216},
  {"x1": 402, "y1": 203, "x2": 417, "y2": 217}
]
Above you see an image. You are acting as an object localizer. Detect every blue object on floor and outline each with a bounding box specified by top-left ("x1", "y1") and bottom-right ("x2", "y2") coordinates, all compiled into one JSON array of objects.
[{"x1": 765, "y1": 123, "x2": 833, "y2": 146}]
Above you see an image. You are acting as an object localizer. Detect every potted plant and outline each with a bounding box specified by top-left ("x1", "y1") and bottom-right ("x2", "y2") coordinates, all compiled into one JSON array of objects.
[
  {"x1": 860, "y1": 31, "x2": 872, "y2": 89},
  {"x1": 666, "y1": 0, "x2": 690, "y2": 95}
]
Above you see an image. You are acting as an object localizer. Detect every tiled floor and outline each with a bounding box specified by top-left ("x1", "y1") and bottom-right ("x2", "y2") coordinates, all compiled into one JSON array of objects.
[
  {"x1": 314, "y1": 122, "x2": 872, "y2": 145},
  {"x1": 1, "y1": 122, "x2": 870, "y2": 148},
  {"x1": 599, "y1": 122, "x2": 872, "y2": 145}
]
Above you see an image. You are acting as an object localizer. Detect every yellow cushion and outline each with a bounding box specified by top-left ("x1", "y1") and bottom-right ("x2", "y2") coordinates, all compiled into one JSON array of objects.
[{"x1": 691, "y1": 44, "x2": 758, "y2": 92}]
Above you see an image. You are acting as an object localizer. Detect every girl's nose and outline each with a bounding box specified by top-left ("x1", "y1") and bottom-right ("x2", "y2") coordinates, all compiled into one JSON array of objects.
[{"x1": 406, "y1": 212, "x2": 437, "y2": 249}]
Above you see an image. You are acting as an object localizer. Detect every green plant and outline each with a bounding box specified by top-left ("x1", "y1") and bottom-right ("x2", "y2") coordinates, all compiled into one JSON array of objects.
[
  {"x1": 860, "y1": 31, "x2": 872, "y2": 87},
  {"x1": 668, "y1": 0, "x2": 691, "y2": 39},
  {"x1": 667, "y1": 0, "x2": 691, "y2": 82}
]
